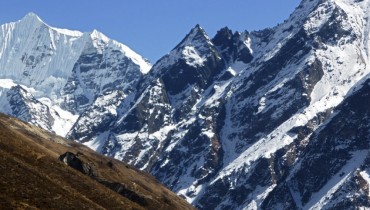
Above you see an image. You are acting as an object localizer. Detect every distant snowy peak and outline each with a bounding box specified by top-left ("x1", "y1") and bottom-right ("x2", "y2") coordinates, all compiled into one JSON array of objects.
[
  {"x1": 0, "y1": 12, "x2": 151, "y2": 90},
  {"x1": 0, "y1": 14, "x2": 85, "y2": 96},
  {"x1": 18, "y1": 12, "x2": 46, "y2": 28},
  {"x1": 0, "y1": 12, "x2": 151, "y2": 136},
  {"x1": 2, "y1": 12, "x2": 151, "y2": 74},
  {"x1": 19, "y1": 12, "x2": 44, "y2": 25}
]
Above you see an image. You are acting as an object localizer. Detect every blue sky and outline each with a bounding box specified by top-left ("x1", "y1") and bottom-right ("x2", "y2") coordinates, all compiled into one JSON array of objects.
[{"x1": 0, "y1": 0, "x2": 300, "y2": 63}]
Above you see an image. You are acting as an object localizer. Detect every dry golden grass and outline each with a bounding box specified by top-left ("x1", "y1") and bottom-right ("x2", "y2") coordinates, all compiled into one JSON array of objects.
[{"x1": 0, "y1": 113, "x2": 195, "y2": 210}]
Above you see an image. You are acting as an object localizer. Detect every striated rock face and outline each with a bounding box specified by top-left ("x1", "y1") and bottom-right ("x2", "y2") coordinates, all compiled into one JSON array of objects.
[
  {"x1": 263, "y1": 79, "x2": 370, "y2": 209},
  {"x1": 4, "y1": 0, "x2": 370, "y2": 209}
]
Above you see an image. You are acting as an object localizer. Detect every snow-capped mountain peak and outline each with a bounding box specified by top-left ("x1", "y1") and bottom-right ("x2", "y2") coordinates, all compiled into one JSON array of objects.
[
  {"x1": 0, "y1": 13, "x2": 151, "y2": 135},
  {"x1": 176, "y1": 24, "x2": 212, "y2": 48},
  {"x1": 152, "y1": 24, "x2": 221, "y2": 75},
  {"x1": 18, "y1": 12, "x2": 83, "y2": 37},
  {"x1": 90, "y1": 29, "x2": 108, "y2": 40},
  {"x1": 20, "y1": 12, "x2": 44, "y2": 24}
]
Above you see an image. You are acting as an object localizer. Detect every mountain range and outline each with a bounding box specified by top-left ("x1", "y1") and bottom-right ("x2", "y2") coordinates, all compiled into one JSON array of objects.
[{"x1": 2, "y1": 0, "x2": 370, "y2": 209}]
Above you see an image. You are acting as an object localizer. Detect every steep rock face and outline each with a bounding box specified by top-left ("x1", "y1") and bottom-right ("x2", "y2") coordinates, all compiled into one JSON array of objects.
[
  {"x1": 212, "y1": 27, "x2": 253, "y2": 64},
  {"x1": 68, "y1": 90, "x2": 126, "y2": 143},
  {"x1": 6, "y1": 85, "x2": 54, "y2": 131},
  {"x1": 151, "y1": 25, "x2": 225, "y2": 95},
  {"x1": 262, "y1": 77, "x2": 370, "y2": 209},
  {"x1": 61, "y1": 30, "x2": 148, "y2": 114}
]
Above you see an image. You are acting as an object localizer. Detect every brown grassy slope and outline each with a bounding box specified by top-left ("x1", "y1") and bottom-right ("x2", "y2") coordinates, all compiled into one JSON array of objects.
[{"x1": 0, "y1": 113, "x2": 195, "y2": 210}]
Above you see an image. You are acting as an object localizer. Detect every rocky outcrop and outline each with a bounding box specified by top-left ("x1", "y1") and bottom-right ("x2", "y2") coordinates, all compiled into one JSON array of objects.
[{"x1": 58, "y1": 152, "x2": 94, "y2": 176}]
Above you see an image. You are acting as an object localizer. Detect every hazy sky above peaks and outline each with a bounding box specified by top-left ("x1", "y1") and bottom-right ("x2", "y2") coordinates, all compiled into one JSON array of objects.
[{"x1": 0, "y1": 0, "x2": 301, "y2": 63}]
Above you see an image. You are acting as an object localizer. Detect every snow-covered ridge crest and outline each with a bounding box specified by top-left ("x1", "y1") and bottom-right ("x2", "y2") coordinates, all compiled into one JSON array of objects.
[
  {"x1": 19, "y1": 12, "x2": 83, "y2": 37},
  {"x1": 87, "y1": 29, "x2": 151, "y2": 73}
]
